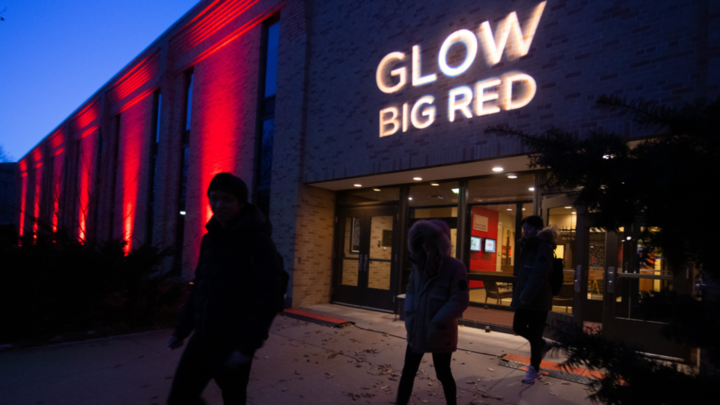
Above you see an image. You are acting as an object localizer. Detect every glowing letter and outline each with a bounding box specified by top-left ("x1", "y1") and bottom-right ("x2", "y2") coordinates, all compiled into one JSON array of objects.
[
  {"x1": 376, "y1": 52, "x2": 407, "y2": 93},
  {"x1": 478, "y1": 1, "x2": 546, "y2": 65},
  {"x1": 438, "y1": 29, "x2": 478, "y2": 77},
  {"x1": 411, "y1": 96, "x2": 436, "y2": 129},
  {"x1": 380, "y1": 106, "x2": 400, "y2": 137},
  {"x1": 402, "y1": 103, "x2": 409, "y2": 132},
  {"x1": 448, "y1": 86, "x2": 473, "y2": 122},
  {"x1": 412, "y1": 45, "x2": 437, "y2": 86},
  {"x1": 499, "y1": 72, "x2": 537, "y2": 110},
  {"x1": 474, "y1": 78, "x2": 501, "y2": 116}
]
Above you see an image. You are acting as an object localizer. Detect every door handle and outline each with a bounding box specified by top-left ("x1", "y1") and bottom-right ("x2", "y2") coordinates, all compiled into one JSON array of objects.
[
  {"x1": 365, "y1": 254, "x2": 370, "y2": 272},
  {"x1": 359, "y1": 255, "x2": 365, "y2": 272},
  {"x1": 607, "y1": 266, "x2": 615, "y2": 293},
  {"x1": 574, "y1": 265, "x2": 581, "y2": 293}
]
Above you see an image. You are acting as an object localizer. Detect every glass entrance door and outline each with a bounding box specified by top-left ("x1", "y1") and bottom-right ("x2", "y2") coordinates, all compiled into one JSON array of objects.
[
  {"x1": 333, "y1": 205, "x2": 398, "y2": 312},
  {"x1": 542, "y1": 195, "x2": 588, "y2": 335},
  {"x1": 602, "y1": 224, "x2": 688, "y2": 360}
]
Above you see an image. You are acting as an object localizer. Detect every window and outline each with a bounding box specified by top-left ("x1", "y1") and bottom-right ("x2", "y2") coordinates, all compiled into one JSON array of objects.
[
  {"x1": 465, "y1": 174, "x2": 534, "y2": 307},
  {"x1": 409, "y1": 180, "x2": 460, "y2": 257},
  {"x1": 185, "y1": 75, "x2": 193, "y2": 132},
  {"x1": 173, "y1": 70, "x2": 193, "y2": 274},
  {"x1": 146, "y1": 90, "x2": 161, "y2": 245},
  {"x1": 254, "y1": 18, "x2": 279, "y2": 217}
]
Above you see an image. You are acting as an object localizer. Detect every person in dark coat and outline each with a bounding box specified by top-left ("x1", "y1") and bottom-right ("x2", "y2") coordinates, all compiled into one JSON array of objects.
[
  {"x1": 511, "y1": 215, "x2": 557, "y2": 384},
  {"x1": 166, "y1": 173, "x2": 284, "y2": 405},
  {"x1": 397, "y1": 219, "x2": 469, "y2": 405}
]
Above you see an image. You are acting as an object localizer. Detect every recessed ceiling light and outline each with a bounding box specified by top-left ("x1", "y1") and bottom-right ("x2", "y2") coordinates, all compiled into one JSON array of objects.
[
  {"x1": 522, "y1": 208, "x2": 526, "y2": 211},
  {"x1": 354, "y1": 184, "x2": 362, "y2": 187},
  {"x1": 571, "y1": 212, "x2": 576, "y2": 214},
  {"x1": 507, "y1": 208, "x2": 512, "y2": 211},
  {"x1": 507, "y1": 175, "x2": 518, "y2": 179},
  {"x1": 431, "y1": 183, "x2": 440, "y2": 186},
  {"x1": 451, "y1": 188, "x2": 459, "y2": 194},
  {"x1": 408, "y1": 197, "x2": 413, "y2": 200},
  {"x1": 492, "y1": 167, "x2": 504, "y2": 172},
  {"x1": 413, "y1": 177, "x2": 422, "y2": 181},
  {"x1": 180, "y1": 211, "x2": 186, "y2": 216},
  {"x1": 626, "y1": 236, "x2": 632, "y2": 240},
  {"x1": 529, "y1": 187, "x2": 535, "y2": 191},
  {"x1": 373, "y1": 188, "x2": 381, "y2": 191},
  {"x1": 565, "y1": 206, "x2": 572, "y2": 209}
]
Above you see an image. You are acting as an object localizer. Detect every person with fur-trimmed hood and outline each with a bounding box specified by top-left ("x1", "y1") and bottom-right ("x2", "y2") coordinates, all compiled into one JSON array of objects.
[
  {"x1": 511, "y1": 215, "x2": 558, "y2": 384},
  {"x1": 396, "y1": 219, "x2": 469, "y2": 405}
]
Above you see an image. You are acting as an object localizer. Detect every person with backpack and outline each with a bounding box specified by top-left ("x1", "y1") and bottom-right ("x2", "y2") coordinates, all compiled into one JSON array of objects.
[
  {"x1": 511, "y1": 215, "x2": 557, "y2": 384},
  {"x1": 166, "y1": 172, "x2": 286, "y2": 405},
  {"x1": 397, "y1": 219, "x2": 469, "y2": 405}
]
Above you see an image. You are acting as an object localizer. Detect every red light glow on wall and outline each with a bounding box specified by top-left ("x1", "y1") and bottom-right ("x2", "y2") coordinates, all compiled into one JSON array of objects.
[
  {"x1": 73, "y1": 101, "x2": 99, "y2": 131},
  {"x1": 77, "y1": 131, "x2": 97, "y2": 241},
  {"x1": 117, "y1": 96, "x2": 153, "y2": 253},
  {"x1": 170, "y1": 0, "x2": 258, "y2": 57},
  {"x1": 193, "y1": 49, "x2": 248, "y2": 232},
  {"x1": 19, "y1": 168, "x2": 27, "y2": 240},
  {"x1": 33, "y1": 164, "x2": 43, "y2": 239},
  {"x1": 52, "y1": 150, "x2": 64, "y2": 233},
  {"x1": 32, "y1": 148, "x2": 42, "y2": 164},
  {"x1": 50, "y1": 130, "x2": 65, "y2": 150},
  {"x1": 108, "y1": 52, "x2": 160, "y2": 104}
]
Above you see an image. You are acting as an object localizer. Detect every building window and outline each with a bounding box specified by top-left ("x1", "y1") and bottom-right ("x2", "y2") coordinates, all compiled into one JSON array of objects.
[
  {"x1": 465, "y1": 173, "x2": 534, "y2": 307},
  {"x1": 255, "y1": 17, "x2": 279, "y2": 217},
  {"x1": 173, "y1": 70, "x2": 193, "y2": 274},
  {"x1": 146, "y1": 90, "x2": 161, "y2": 245},
  {"x1": 185, "y1": 75, "x2": 193, "y2": 132}
]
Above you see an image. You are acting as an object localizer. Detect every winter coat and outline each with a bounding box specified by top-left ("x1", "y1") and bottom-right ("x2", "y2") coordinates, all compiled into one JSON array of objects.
[
  {"x1": 404, "y1": 256, "x2": 469, "y2": 353},
  {"x1": 173, "y1": 203, "x2": 285, "y2": 356},
  {"x1": 511, "y1": 227, "x2": 557, "y2": 311}
]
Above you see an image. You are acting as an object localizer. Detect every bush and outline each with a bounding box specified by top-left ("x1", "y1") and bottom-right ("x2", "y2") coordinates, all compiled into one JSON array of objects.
[{"x1": 0, "y1": 231, "x2": 187, "y2": 346}]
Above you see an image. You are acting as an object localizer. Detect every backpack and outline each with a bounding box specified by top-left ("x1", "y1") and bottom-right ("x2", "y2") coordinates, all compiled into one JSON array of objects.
[
  {"x1": 550, "y1": 252, "x2": 564, "y2": 296},
  {"x1": 275, "y1": 252, "x2": 290, "y2": 313}
]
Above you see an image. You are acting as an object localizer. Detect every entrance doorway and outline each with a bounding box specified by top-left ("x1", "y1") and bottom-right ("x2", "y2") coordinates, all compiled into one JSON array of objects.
[
  {"x1": 542, "y1": 195, "x2": 585, "y2": 335},
  {"x1": 602, "y1": 223, "x2": 689, "y2": 360},
  {"x1": 333, "y1": 205, "x2": 398, "y2": 312},
  {"x1": 543, "y1": 195, "x2": 690, "y2": 360}
]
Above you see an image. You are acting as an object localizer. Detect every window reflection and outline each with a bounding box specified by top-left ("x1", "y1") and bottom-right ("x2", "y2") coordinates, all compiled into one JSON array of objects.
[
  {"x1": 409, "y1": 181, "x2": 459, "y2": 257},
  {"x1": 467, "y1": 201, "x2": 530, "y2": 307}
]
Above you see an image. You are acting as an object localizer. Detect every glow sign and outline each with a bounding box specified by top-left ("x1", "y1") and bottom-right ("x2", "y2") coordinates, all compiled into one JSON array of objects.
[{"x1": 376, "y1": 1, "x2": 546, "y2": 137}]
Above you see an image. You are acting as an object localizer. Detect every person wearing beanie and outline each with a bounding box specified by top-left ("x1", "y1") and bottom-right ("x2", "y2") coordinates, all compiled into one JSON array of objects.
[
  {"x1": 511, "y1": 215, "x2": 557, "y2": 385},
  {"x1": 396, "y1": 219, "x2": 469, "y2": 405},
  {"x1": 166, "y1": 172, "x2": 285, "y2": 405}
]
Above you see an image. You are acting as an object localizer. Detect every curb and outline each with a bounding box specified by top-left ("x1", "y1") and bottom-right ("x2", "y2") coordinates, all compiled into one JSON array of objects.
[{"x1": 280, "y1": 308, "x2": 355, "y2": 328}]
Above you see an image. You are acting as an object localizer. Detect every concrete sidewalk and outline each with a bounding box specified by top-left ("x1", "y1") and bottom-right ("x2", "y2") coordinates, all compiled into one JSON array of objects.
[{"x1": 0, "y1": 304, "x2": 593, "y2": 405}]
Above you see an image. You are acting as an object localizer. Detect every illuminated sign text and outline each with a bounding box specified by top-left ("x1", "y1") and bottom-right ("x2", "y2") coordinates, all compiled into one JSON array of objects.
[{"x1": 377, "y1": 1, "x2": 546, "y2": 137}]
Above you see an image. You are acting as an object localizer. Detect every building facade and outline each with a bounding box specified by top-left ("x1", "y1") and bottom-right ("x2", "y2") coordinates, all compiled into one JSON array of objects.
[{"x1": 16, "y1": 0, "x2": 719, "y2": 360}]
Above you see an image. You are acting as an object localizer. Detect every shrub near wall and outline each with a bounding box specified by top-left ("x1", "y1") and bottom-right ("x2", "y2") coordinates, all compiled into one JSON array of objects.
[{"x1": 0, "y1": 232, "x2": 187, "y2": 346}]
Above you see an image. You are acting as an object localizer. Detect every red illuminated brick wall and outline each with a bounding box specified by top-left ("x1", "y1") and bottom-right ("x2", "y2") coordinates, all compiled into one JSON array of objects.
[{"x1": 114, "y1": 97, "x2": 155, "y2": 251}]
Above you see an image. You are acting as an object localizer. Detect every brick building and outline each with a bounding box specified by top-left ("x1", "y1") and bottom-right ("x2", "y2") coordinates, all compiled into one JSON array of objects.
[{"x1": 16, "y1": 0, "x2": 719, "y2": 360}]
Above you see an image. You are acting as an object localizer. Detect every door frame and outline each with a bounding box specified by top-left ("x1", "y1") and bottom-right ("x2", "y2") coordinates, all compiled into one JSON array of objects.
[
  {"x1": 601, "y1": 222, "x2": 690, "y2": 360},
  {"x1": 541, "y1": 195, "x2": 588, "y2": 335},
  {"x1": 332, "y1": 204, "x2": 400, "y2": 312}
]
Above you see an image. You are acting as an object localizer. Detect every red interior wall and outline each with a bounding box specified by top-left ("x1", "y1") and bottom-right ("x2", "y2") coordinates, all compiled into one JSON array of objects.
[{"x1": 469, "y1": 206, "x2": 499, "y2": 288}]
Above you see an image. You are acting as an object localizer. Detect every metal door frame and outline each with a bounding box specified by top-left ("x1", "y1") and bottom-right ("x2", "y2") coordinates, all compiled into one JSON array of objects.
[{"x1": 332, "y1": 204, "x2": 399, "y2": 312}]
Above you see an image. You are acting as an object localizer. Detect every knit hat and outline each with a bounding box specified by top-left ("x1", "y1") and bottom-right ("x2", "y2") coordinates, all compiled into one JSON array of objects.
[{"x1": 207, "y1": 172, "x2": 248, "y2": 204}]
